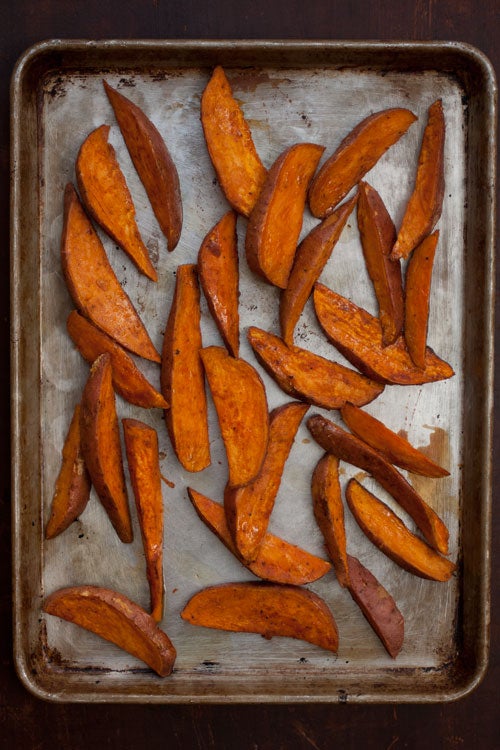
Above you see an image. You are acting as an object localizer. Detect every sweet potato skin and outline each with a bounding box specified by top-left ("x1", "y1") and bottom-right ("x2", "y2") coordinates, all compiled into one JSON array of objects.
[
  {"x1": 404, "y1": 231, "x2": 439, "y2": 369},
  {"x1": 311, "y1": 454, "x2": 349, "y2": 588}
]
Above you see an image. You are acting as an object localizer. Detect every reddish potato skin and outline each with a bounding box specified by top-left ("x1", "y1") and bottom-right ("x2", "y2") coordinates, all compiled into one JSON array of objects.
[
  {"x1": 311, "y1": 454, "x2": 349, "y2": 588},
  {"x1": 404, "y1": 231, "x2": 439, "y2": 369}
]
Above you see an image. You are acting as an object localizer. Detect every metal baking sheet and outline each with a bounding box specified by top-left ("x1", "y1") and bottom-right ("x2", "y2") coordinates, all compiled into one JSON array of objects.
[{"x1": 11, "y1": 40, "x2": 496, "y2": 703}]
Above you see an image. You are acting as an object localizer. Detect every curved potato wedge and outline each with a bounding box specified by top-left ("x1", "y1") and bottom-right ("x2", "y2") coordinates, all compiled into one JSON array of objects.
[
  {"x1": 404, "y1": 231, "x2": 439, "y2": 369},
  {"x1": 311, "y1": 454, "x2": 349, "y2": 588}
]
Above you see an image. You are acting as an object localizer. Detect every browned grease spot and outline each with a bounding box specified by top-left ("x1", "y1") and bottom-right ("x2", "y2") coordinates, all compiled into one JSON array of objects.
[
  {"x1": 409, "y1": 427, "x2": 451, "y2": 500},
  {"x1": 231, "y1": 71, "x2": 273, "y2": 92},
  {"x1": 353, "y1": 470, "x2": 368, "y2": 483},
  {"x1": 302, "y1": 438, "x2": 311, "y2": 444}
]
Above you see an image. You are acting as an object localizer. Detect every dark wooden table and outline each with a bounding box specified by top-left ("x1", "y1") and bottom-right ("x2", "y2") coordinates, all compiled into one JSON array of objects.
[{"x1": 1, "y1": 2, "x2": 498, "y2": 747}]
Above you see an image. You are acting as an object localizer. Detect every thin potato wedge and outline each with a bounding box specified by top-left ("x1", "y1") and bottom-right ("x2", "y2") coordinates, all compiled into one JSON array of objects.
[
  {"x1": 404, "y1": 231, "x2": 439, "y2": 369},
  {"x1": 311, "y1": 454, "x2": 349, "y2": 588}
]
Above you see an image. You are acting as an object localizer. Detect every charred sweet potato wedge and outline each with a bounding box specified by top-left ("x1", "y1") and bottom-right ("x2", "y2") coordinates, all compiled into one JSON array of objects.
[
  {"x1": 76, "y1": 124, "x2": 157, "y2": 280},
  {"x1": 181, "y1": 582, "x2": 339, "y2": 653},
  {"x1": 246, "y1": 143, "x2": 325, "y2": 289},
  {"x1": 404, "y1": 231, "x2": 439, "y2": 369},
  {"x1": 308, "y1": 108, "x2": 417, "y2": 218},
  {"x1": 201, "y1": 66, "x2": 267, "y2": 217},
  {"x1": 104, "y1": 80, "x2": 182, "y2": 252},
  {"x1": 311, "y1": 454, "x2": 349, "y2": 588},
  {"x1": 43, "y1": 585, "x2": 176, "y2": 676}
]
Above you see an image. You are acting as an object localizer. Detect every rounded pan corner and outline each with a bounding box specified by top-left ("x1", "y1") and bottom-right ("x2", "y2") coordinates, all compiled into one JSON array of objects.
[
  {"x1": 440, "y1": 40, "x2": 497, "y2": 93},
  {"x1": 13, "y1": 645, "x2": 66, "y2": 705}
]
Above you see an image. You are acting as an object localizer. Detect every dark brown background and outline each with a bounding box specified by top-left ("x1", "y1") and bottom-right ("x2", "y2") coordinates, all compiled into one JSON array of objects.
[{"x1": 1, "y1": 1, "x2": 498, "y2": 747}]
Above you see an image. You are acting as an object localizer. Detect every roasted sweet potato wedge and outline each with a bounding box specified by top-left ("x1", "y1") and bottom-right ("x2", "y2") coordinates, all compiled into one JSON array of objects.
[
  {"x1": 61, "y1": 184, "x2": 160, "y2": 363},
  {"x1": 311, "y1": 454, "x2": 349, "y2": 588},
  {"x1": 45, "y1": 403, "x2": 91, "y2": 539},
  {"x1": 188, "y1": 488, "x2": 331, "y2": 585},
  {"x1": 104, "y1": 80, "x2": 182, "y2": 251},
  {"x1": 80, "y1": 353, "x2": 133, "y2": 543},
  {"x1": 224, "y1": 401, "x2": 309, "y2": 562},
  {"x1": 76, "y1": 124, "x2": 157, "y2": 280},
  {"x1": 346, "y1": 480, "x2": 455, "y2": 581},
  {"x1": 391, "y1": 99, "x2": 445, "y2": 261},
  {"x1": 123, "y1": 419, "x2": 164, "y2": 622},
  {"x1": 161, "y1": 264, "x2": 210, "y2": 473},
  {"x1": 198, "y1": 210, "x2": 239, "y2": 357},
  {"x1": 246, "y1": 143, "x2": 325, "y2": 289},
  {"x1": 308, "y1": 108, "x2": 417, "y2": 218},
  {"x1": 248, "y1": 327, "x2": 384, "y2": 409},
  {"x1": 280, "y1": 194, "x2": 357, "y2": 345},
  {"x1": 201, "y1": 66, "x2": 267, "y2": 217},
  {"x1": 181, "y1": 582, "x2": 339, "y2": 653},
  {"x1": 200, "y1": 346, "x2": 269, "y2": 487},
  {"x1": 307, "y1": 414, "x2": 449, "y2": 555},
  {"x1": 404, "y1": 231, "x2": 439, "y2": 369},
  {"x1": 43, "y1": 586, "x2": 176, "y2": 676},
  {"x1": 313, "y1": 282, "x2": 454, "y2": 385}
]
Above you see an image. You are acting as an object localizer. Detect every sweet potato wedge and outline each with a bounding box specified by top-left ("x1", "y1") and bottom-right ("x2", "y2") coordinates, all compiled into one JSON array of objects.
[
  {"x1": 80, "y1": 353, "x2": 133, "y2": 543},
  {"x1": 76, "y1": 124, "x2": 157, "y2": 280},
  {"x1": 246, "y1": 143, "x2": 325, "y2": 289},
  {"x1": 104, "y1": 80, "x2": 182, "y2": 252},
  {"x1": 61, "y1": 184, "x2": 160, "y2": 363},
  {"x1": 248, "y1": 327, "x2": 384, "y2": 409},
  {"x1": 391, "y1": 99, "x2": 445, "y2": 261},
  {"x1": 311, "y1": 454, "x2": 349, "y2": 588},
  {"x1": 404, "y1": 231, "x2": 439, "y2": 369},
  {"x1": 280, "y1": 194, "x2": 358, "y2": 345},
  {"x1": 313, "y1": 282, "x2": 454, "y2": 385},
  {"x1": 306, "y1": 414, "x2": 449, "y2": 555},
  {"x1": 198, "y1": 210, "x2": 240, "y2": 357},
  {"x1": 181, "y1": 582, "x2": 339, "y2": 653},
  {"x1": 123, "y1": 419, "x2": 164, "y2": 622},
  {"x1": 188, "y1": 488, "x2": 331, "y2": 585},
  {"x1": 201, "y1": 66, "x2": 267, "y2": 217},
  {"x1": 43, "y1": 586, "x2": 176, "y2": 676},
  {"x1": 200, "y1": 346, "x2": 269, "y2": 487},
  {"x1": 308, "y1": 108, "x2": 417, "y2": 218},
  {"x1": 161, "y1": 264, "x2": 210, "y2": 473},
  {"x1": 45, "y1": 403, "x2": 91, "y2": 539},
  {"x1": 345, "y1": 480, "x2": 455, "y2": 581},
  {"x1": 224, "y1": 401, "x2": 309, "y2": 562}
]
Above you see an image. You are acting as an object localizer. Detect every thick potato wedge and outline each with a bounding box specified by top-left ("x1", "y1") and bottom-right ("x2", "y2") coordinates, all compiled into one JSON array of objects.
[
  {"x1": 404, "y1": 231, "x2": 439, "y2": 369},
  {"x1": 181, "y1": 582, "x2": 339, "y2": 653},
  {"x1": 224, "y1": 402, "x2": 309, "y2": 562},
  {"x1": 308, "y1": 108, "x2": 417, "y2": 218},
  {"x1": 311, "y1": 454, "x2": 349, "y2": 588},
  {"x1": 61, "y1": 184, "x2": 160, "y2": 363},
  {"x1": 198, "y1": 210, "x2": 239, "y2": 357},
  {"x1": 313, "y1": 282, "x2": 454, "y2": 385},
  {"x1": 123, "y1": 419, "x2": 164, "y2": 622},
  {"x1": 346, "y1": 480, "x2": 455, "y2": 581},
  {"x1": 307, "y1": 414, "x2": 449, "y2": 555},
  {"x1": 246, "y1": 143, "x2": 325, "y2": 289},
  {"x1": 43, "y1": 586, "x2": 176, "y2": 676},
  {"x1": 188, "y1": 488, "x2": 331, "y2": 585},
  {"x1": 104, "y1": 80, "x2": 182, "y2": 252},
  {"x1": 201, "y1": 66, "x2": 267, "y2": 217},
  {"x1": 200, "y1": 346, "x2": 269, "y2": 487},
  {"x1": 280, "y1": 194, "x2": 357, "y2": 345},
  {"x1": 45, "y1": 403, "x2": 91, "y2": 539},
  {"x1": 248, "y1": 327, "x2": 384, "y2": 409},
  {"x1": 161, "y1": 264, "x2": 210, "y2": 473},
  {"x1": 76, "y1": 124, "x2": 157, "y2": 281},
  {"x1": 80, "y1": 353, "x2": 133, "y2": 543}
]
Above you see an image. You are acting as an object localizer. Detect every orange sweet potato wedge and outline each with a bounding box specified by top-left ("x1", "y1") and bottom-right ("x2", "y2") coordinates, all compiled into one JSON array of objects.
[
  {"x1": 248, "y1": 327, "x2": 384, "y2": 410},
  {"x1": 307, "y1": 414, "x2": 449, "y2": 555},
  {"x1": 313, "y1": 282, "x2": 454, "y2": 385},
  {"x1": 404, "y1": 231, "x2": 439, "y2": 369},
  {"x1": 61, "y1": 184, "x2": 160, "y2": 363},
  {"x1": 357, "y1": 182, "x2": 404, "y2": 347},
  {"x1": 308, "y1": 108, "x2": 417, "y2": 218},
  {"x1": 43, "y1": 586, "x2": 176, "y2": 676},
  {"x1": 181, "y1": 582, "x2": 339, "y2": 653},
  {"x1": 188, "y1": 488, "x2": 331, "y2": 585},
  {"x1": 200, "y1": 346, "x2": 269, "y2": 487},
  {"x1": 391, "y1": 100, "x2": 445, "y2": 261},
  {"x1": 346, "y1": 480, "x2": 456, "y2": 581},
  {"x1": 104, "y1": 80, "x2": 182, "y2": 252},
  {"x1": 76, "y1": 124, "x2": 157, "y2": 280},
  {"x1": 201, "y1": 66, "x2": 267, "y2": 217},
  {"x1": 123, "y1": 419, "x2": 164, "y2": 622},
  {"x1": 311, "y1": 454, "x2": 349, "y2": 588},
  {"x1": 280, "y1": 194, "x2": 358, "y2": 346},
  {"x1": 198, "y1": 210, "x2": 240, "y2": 357},
  {"x1": 45, "y1": 403, "x2": 92, "y2": 539},
  {"x1": 80, "y1": 353, "x2": 133, "y2": 543},
  {"x1": 224, "y1": 401, "x2": 309, "y2": 562},
  {"x1": 67, "y1": 310, "x2": 168, "y2": 409},
  {"x1": 161, "y1": 264, "x2": 210, "y2": 473},
  {"x1": 246, "y1": 143, "x2": 325, "y2": 289},
  {"x1": 341, "y1": 402, "x2": 449, "y2": 478}
]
